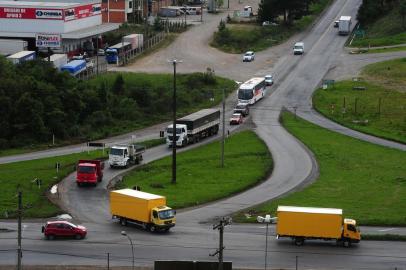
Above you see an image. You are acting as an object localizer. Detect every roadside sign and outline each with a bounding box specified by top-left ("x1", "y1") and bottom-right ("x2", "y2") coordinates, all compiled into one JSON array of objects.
[{"x1": 35, "y1": 33, "x2": 62, "y2": 48}]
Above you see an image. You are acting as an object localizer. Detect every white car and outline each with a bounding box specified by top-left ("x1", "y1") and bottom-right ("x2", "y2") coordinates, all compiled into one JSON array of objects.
[
  {"x1": 243, "y1": 51, "x2": 255, "y2": 62},
  {"x1": 264, "y1": 75, "x2": 274, "y2": 86}
]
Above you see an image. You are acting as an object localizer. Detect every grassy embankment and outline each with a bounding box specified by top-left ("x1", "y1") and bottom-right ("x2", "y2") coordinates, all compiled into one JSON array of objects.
[
  {"x1": 0, "y1": 150, "x2": 107, "y2": 218},
  {"x1": 117, "y1": 131, "x2": 272, "y2": 209},
  {"x1": 0, "y1": 73, "x2": 236, "y2": 157},
  {"x1": 351, "y1": 8, "x2": 406, "y2": 48},
  {"x1": 0, "y1": 137, "x2": 166, "y2": 219},
  {"x1": 314, "y1": 58, "x2": 406, "y2": 144},
  {"x1": 234, "y1": 111, "x2": 406, "y2": 226},
  {"x1": 211, "y1": 0, "x2": 331, "y2": 53}
]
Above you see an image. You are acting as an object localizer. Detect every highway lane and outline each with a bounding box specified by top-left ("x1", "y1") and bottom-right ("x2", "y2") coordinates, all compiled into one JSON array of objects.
[{"x1": 1, "y1": 222, "x2": 406, "y2": 269}]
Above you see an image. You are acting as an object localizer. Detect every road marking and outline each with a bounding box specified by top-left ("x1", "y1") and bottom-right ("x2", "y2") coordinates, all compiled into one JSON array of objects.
[{"x1": 378, "y1": 228, "x2": 395, "y2": 232}]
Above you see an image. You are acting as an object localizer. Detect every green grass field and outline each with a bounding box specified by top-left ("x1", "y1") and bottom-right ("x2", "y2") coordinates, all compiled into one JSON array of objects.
[
  {"x1": 211, "y1": 0, "x2": 331, "y2": 53},
  {"x1": 313, "y1": 58, "x2": 406, "y2": 143},
  {"x1": 118, "y1": 131, "x2": 272, "y2": 209},
  {"x1": 0, "y1": 151, "x2": 107, "y2": 218},
  {"x1": 234, "y1": 112, "x2": 406, "y2": 226}
]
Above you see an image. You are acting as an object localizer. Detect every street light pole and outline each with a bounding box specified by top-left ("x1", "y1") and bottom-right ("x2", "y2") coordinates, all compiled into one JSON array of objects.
[
  {"x1": 257, "y1": 215, "x2": 276, "y2": 270},
  {"x1": 121, "y1": 231, "x2": 134, "y2": 270},
  {"x1": 169, "y1": 59, "x2": 182, "y2": 184}
]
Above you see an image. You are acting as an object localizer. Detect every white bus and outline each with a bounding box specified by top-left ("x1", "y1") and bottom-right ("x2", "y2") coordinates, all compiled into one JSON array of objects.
[{"x1": 237, "y1": 77, "x2": 266, "y2": 105}]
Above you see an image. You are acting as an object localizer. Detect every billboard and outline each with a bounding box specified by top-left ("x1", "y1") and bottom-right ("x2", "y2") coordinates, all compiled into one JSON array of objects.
[
  {"x1": 0, "y1": 3, "x2": 101, "y2": 21},
  {"x1": 36, "y1": 33, "x2": 62, "y2": 48}
]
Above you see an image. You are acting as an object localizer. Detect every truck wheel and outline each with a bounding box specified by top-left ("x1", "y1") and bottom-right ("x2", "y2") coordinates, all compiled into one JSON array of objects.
[
  {"x1": 343, "y1": 239, "x2": 351, "y2": 247},
  {"x1": 120, "y1": 218, "x2": 127, "y2": 226},
  {"x1": 149, "y1": 225, "x2": 156, "y2": 232},
  {"x1": 295, "y1": 238, "x2": 304, "y2": 246}
]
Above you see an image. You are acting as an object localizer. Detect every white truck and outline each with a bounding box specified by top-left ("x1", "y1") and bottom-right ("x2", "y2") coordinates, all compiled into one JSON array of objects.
[
  {"x1": 108, "y1": 144, "x2": 146, "y2": 168},
  {"x1": 0, "y1": 39, "x2": 28, "y2": 56},
  {"x1": 338, "y1": 16, "x2": 352, "y2": 35},
  {"x1": 7, "y1": 51, "x2": 36, "y2": 64},
  {"x1": 293, "y1": 42, "x2": 304, "y2": 55},
  {"x1": 166, "y1": 108, "x2": 220, "y2": 147},
  {"x1": 44, "y1": 54, "x2": 68, "y2": 70}
]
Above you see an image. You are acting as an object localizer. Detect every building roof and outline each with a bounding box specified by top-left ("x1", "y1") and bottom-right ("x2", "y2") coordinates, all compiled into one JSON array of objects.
[
  {"x1": 0, "y1": 23, "x2": 119, "y2": 39},
  {"x1": 277, "y1": 206, "x2": 343, "y2": 215}
]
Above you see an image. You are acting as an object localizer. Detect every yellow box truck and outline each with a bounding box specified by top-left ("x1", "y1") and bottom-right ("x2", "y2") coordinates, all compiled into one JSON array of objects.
[
  {"x1": 276, "y1": 206, "x2": 360, "y2": 247},
  {"x1": 110, "y1": 189, "x2": 176, "y2": 232}
]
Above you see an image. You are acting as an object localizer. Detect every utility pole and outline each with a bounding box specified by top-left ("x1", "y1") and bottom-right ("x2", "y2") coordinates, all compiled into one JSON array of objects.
[
  {"x1": 210, "y1": 217, "x2": 231, "y2": 270},
  {"x1": 17, "y1": 191, "x2": 22, "y2": 270},
  {"x1": 221, "y1": 88, "x2": 225, "y2": 168}
]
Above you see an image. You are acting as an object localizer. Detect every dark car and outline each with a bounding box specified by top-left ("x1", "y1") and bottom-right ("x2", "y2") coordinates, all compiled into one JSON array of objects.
[
  {"x1": 234, "y1": 103, "x2": 249, "y2": 117},
  {"x1": 42, "y1": 220, "x2": 87, "y2": 240}
]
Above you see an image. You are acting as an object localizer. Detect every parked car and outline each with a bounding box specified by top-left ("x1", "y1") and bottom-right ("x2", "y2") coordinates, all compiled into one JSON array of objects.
[
  {"x1": 97, "y1": 49, "x2": 105, "y2": 56},
  {"x1": 264, "y1": 74, "x2": 274, "y2": 86},
  {"x1": 262, "y1": 21, "x2": 278, "y2": 26},
  {"x1": 234, "y1": 103, "x2": 249, "y2": 116},
  {"x1": 41, "y1": 220, "x2": 87, "y2": 240},
  {"x1": 229, "y1": 113, "x2": 243, "y2": 125},
  {"x1": 243, "y1": 51, "x2": 255, "y2": 62},
  {"x1": 333, "y1": 20, "x2": 339, "y2": 28}
]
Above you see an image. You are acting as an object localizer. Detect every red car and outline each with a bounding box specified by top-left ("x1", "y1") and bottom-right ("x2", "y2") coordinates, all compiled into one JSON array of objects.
[
  {"x1": 229, "y1": 113, "x2": 243, "y2": 125},
  {"x1": 42, "y1": 221, "x2": 87, "y2": 240}
]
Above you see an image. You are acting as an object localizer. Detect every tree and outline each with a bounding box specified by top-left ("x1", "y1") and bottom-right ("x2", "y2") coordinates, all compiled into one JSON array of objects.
[
  {"x1": 112, "y1": 74, "x2": 125, "y2": 95},
  {"x1": 401, "y1": 0, "x2": 406, "y2": 29}
]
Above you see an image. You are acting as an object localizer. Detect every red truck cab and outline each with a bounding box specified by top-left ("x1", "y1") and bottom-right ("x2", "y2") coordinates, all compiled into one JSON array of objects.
[{"x1": 76, "y1": 160, "x2": 104, "y2": 186}]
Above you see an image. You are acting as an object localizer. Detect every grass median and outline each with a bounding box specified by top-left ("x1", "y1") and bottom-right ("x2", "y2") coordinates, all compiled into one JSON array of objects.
[
  {"x1": 117, "y1": 131, "x2": 272, "y2": 209},
  {"x1": 234, "y1": 111, "x2": 406, "y2": 226},
  {"x1": 313, "y1": 58, "x2": 406, "y2": 144}
]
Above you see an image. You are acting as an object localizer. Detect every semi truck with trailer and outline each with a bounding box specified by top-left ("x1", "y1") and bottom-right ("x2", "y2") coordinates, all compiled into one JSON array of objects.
[
  {"x1": 60, "y1": 60, "x2": 87, "y2": 76},
  {"x1": 110, "y1": 189, "x2": 176, "y2": 232},
  {"x1": 166, "y1": 108, "x2": 220, "y2": 147},
  {"x1": 0, "y1": 39, "x2": 28, "y2": 56},
  {"x1": 338, "y1": 16, "x2": 352, "y2": 35},
  {"x1": 105, "y1": 42, "x2": 132, "y2": 64},
  {"x1": 7, "y1": 51, "x2": 36, "y2": 64},
  {"x1": 123, "y1": 34, "x2": 144, "y2": 51},
  {"x1": 276, "y1": 206, "x2": 361, "y2": 247},
  {"x1": 108, "y1": 144, "x2": 145, "y2": 168},
  {"x1": 76, "y1": 160, "x2": 104, "y2": 186}
]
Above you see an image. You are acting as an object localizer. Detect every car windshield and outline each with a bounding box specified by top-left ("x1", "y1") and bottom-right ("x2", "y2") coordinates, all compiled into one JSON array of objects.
[
  {"x1": 232, "y1": 114, "x2": 240, "y2": 117},
  {"x1": 166, "y1": 128, "x2": 183, "y2": 134},
  {"x1": 158, "y1": 209, "x2": 176, "y2": 219},
  {"x1": 265, "y1": 75, "x2": 272, "y2": 80},
  {"x1": 235, "y1": 105, "x2": 245, "y2": 109},
  {"x1": 245, "y1": 52, "x2": 253, "y2": 56},
  {"x1": 294, "y1": 46, "x2": 303, "y2": 49},
  {"x1": 238, "y1": 89, "x2": 253, "y2": 100},
  {"x1": 78, "y1": 165, "x2": 95, "y2": 173},
  {"x1": 110, "y1": 148, "x2": 124, "y2": 156}
]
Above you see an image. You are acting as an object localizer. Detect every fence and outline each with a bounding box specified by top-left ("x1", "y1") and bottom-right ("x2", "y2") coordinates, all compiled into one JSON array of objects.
[
  {"x1": 76, "y1": 61, "x2": 108, "y2": 80},
  {"x1": 117, "y1": 32, "x2": 167, "y2": 66}
]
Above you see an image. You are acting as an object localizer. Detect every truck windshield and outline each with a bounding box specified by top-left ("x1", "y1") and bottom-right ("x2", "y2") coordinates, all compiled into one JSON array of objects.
[
  {"x1": 166, "y1": 128, "x2": 183, "y2": 134},
  {"x1": 105, "y1": 50, "x2": 117, "y2": 56},
  {"x1": 238, "y1": 89, "x2": 253, "y2": 100},
  {"x1": 110, "y1": 148, "x2": 123, "y2": 156},
  {"x1": 158, "y1": 209, "x2": 175, "y2": 220},
  {"x1": 78, "y1": 166, "x2": 95, "y2": 173}
]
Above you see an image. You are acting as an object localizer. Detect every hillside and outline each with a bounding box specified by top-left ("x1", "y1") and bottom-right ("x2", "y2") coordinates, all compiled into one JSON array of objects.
[{"x1": 352, "y1": 1, "x2": 406, "y2": 47}]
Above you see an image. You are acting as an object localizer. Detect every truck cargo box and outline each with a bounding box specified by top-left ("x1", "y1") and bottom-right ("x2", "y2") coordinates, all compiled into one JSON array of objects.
[
  {"x1": 7, "y1": 51, "x2": 36, "y2": 64},
  {"x1": 177, "y1": 108, "x2": 220, "y2": 132},
  {"x1": 110, "y1": 189, "x2": 166, "y2": 223},
  {"x1": 276, "y1": 206, "x2": 343, "y2": 239}
]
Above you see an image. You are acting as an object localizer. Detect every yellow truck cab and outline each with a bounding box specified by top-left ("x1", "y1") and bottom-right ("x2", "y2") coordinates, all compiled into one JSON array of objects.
[
  {"x1": 276, "y1": 206, "x2": 361, "y2": 247},
  {"x1": 110, "y1": 189, "x2": 176, "y2": 232},
  {"x1": 343, "y1": 218, "x2": 361, "y2": 243}
]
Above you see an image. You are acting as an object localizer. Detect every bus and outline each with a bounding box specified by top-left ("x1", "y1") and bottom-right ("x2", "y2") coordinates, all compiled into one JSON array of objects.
[
  {"x1": 237, "y1": 77, "x2": 266, "y2": 105},
  {"x1": 105, "y1": 42, "x2": 132, "y2": 64}
]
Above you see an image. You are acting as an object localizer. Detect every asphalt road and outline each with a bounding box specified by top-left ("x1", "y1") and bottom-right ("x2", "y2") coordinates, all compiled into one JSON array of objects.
[{"x1": 1, "y1": 0, "x2": 406, "y2": 269}]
